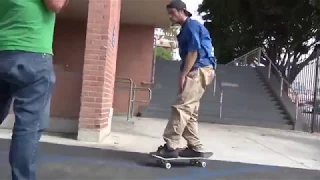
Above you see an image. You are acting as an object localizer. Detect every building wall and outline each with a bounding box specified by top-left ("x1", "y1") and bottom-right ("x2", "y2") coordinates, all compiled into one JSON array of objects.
[
  {"x1": 51, "y1": 18, "x2": 87, "y2": 120},
  {"x1": 51, "y1": 21, "x2": 155, "y2": 119},
  {"x1": 113, "y1": 24, "x2": 155, "y2": 115}
]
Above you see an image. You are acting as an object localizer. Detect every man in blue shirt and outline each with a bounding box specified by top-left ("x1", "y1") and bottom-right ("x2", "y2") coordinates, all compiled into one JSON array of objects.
[{"x1": 154, "y1": 0, "x2": 216, "y2": 158}]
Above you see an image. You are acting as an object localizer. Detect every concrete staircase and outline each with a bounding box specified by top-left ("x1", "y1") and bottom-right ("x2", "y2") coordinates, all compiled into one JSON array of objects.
[{"x1": 138, "y1": 59, "x2": 293, "y2": 130}]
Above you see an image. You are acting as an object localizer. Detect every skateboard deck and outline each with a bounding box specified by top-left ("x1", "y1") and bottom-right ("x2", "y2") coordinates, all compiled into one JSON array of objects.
[{"x1": 149, "y1": 152, "x2": 213, "y2": 169}]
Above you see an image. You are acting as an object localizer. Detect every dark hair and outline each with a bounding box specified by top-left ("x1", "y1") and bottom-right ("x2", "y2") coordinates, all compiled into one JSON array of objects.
[{"x1": 166, "y1": 0, "x2": 192, "y2": 17}]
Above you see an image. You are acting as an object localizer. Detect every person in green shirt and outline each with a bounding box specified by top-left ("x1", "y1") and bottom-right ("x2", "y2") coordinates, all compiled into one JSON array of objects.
[{"x1": 0, "y1": 1, "x2": 68, "y2": 179}]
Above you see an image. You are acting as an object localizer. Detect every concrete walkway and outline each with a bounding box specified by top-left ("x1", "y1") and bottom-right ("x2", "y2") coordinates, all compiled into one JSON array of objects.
[{"x1": 1, "y1": 116, "x2": 320, "y2": 179}]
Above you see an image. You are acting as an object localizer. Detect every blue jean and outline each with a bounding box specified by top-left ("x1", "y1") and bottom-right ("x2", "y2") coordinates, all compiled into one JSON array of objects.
[{"x1": 0, "y1": 50, "x2": 56, "y2": 180}]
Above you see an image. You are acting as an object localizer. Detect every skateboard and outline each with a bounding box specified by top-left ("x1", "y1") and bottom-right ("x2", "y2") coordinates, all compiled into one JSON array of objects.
[{"x1": 149, "y1": 152, "x2": 213, "y2": 169}]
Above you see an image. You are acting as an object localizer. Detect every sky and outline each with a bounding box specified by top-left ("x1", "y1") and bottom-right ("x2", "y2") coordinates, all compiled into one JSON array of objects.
[{"x1": 184, "y1": 0, "x2": 204, "y2": 24}]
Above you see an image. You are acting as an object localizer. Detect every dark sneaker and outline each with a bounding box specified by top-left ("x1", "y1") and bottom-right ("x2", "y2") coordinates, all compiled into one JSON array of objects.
[
  {"x1": 179, "y1": 147, "x2": 213, "y2": 158},
  {"x1": 155, "y1": 144, "x2": 179, "y2": 158}
]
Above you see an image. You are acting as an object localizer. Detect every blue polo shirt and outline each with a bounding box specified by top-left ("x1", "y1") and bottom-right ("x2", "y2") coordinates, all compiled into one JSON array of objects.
[{"x1": 177, "y1": 18, "x2": 216, "y2": 72}]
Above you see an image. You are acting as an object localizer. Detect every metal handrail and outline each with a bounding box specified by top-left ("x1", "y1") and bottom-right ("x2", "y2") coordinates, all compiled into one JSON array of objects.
[
  {"x1": 131, "y1": 87, "x2": 152, "y2": 118},
  {"x1": 115, "y1": 78, "x2": 136, "y2": 120},
  {"x1": 261, "y1": 48, "x2": 299, "y2": 120},
  {"x1": 114, "y1": 79, "x2": 153, "y2": 120},
  {"x1": 133, "y1": 87, "x2": 152, "y2": 101},
  {"x1": 226, "y1": 47, "x2": 262, "y2": 66},
  {"x1": 219, "y1": 49, "x2": 261, "y2": 118},
  {"x1": 225, "y1": 47, "x2": 300, "y2": 121},
  {"x1": 262, "y1": 50, "x2": 295, "y2": 93}
]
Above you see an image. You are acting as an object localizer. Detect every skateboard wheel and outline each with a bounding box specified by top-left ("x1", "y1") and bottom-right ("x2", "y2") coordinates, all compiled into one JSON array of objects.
[
  {"x1": 165, "y1": 162, "x2": 171, "y2": 169},
  {"x1": 190, "y1": 160, "x2": 196, "y2": 165},
  {"x1": 200, "y1": 162, "x2": 206, "y2": 168}
]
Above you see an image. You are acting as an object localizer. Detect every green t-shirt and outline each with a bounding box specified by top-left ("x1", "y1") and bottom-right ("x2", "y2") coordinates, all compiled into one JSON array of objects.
[{"x1": 0, "y1": 0, "x2": 56, "y2": 54}]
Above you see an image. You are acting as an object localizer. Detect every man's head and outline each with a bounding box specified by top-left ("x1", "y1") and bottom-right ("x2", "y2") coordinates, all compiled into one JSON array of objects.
[{"x1": 166, "y1": 0, "x2": 192, "y2": 25}]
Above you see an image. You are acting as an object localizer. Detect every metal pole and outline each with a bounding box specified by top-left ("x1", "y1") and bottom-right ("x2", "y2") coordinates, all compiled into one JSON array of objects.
[
  {"x1": 213, "y1": 76, "x2": 217, "y2": 96},
  {"x1": 131, "y1": 84, "x2": 136, "y2": 118},
  {"x1": 244, "y1": 55, "x2": 248, "y2": 66},
  {"x1": 268, "y1": 61, "x2": 271, "y2": 79},
  {"x1": 127, "y1": 80, "x2": 133, "y2": 121},
  {"x1": 311, "y1": 49, "x2": 320, "y2": 133},
  {"x1": 219, "y1": 90, "x2": 223, "y2": 118},
  {"x1": 257, "y1": 47, "x2": 262, "y2": 65},
  {"x1": 280, "y1": 78, "x2": 284, "y2": 97},
  {"x1": 151, "y1": 37, "x2": 157, "y2": 84},
  {"x1": 295, "y1": 94, "x2": 299, "y2": 121}
]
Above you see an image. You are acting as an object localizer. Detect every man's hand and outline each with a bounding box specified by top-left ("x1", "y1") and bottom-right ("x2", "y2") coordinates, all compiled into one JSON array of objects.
[
  {"x1": 181, "y1": 51, "x2": 197, "y2": 75},
  {"x1": 179, "y1": 51, "x2": 197, "y2": 93},
  {"x1": 43, "y1": 0, "x2": 69, "y2": 13},
  {"x1": 179, "y1": 73, "x2": 187, "y2": 93}
]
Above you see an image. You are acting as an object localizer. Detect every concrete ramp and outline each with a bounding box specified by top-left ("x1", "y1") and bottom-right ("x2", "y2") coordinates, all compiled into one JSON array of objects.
[{"x1": 139, "y1": 59, "x2": 293, "y2": 130}]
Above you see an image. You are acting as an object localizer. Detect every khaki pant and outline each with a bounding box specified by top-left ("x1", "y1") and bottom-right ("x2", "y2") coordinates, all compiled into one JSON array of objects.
[{"x1": 163, "y1": 66, "x2": 215, "y2": 152}]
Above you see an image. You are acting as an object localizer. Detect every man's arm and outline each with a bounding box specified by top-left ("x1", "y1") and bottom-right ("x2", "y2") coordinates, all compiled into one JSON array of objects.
[
  {"x1": 43, "y1": 0, "x2": 69, "y2": 13},
  {"x1": 182, "y1": 51, "x2": 198, "y2": 76},
  {"x1": 181, "y1": 25, "x2": 201, "y2": 76}
]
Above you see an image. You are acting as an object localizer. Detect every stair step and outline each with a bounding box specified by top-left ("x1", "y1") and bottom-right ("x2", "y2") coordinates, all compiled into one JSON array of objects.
[{"x1": 139, "y1": 61, "x2": 293, "y2": 130}]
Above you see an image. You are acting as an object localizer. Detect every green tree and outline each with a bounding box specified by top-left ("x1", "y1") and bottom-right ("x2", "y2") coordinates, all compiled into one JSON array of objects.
[
  {"x1": 199, "y1": 0, "x2": 320, "y2": 84},
  {"x1": 311, "y1": 0, "x2": 320, "y2": 8},
  {"x1": 155, "y1": 47, "x2": 173, "y2": 60},
  {"x1": 155, "y1": 25, "x2": 179, "y2": 60}
]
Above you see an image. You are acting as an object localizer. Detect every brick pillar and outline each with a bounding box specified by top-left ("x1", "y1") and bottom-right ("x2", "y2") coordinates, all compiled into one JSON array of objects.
[{"x1": 77, "y1": 0, "x2": 121, "y2": 142}]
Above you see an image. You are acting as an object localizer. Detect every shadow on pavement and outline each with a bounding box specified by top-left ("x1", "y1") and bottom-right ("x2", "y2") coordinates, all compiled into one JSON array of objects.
[{"x1": 1, "y1": 138, "x2": 320, "y2": 180}]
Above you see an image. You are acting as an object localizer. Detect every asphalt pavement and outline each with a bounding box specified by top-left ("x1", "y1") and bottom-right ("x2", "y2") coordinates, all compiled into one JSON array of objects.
[{"x1": 1, "y1": 139, "x2": 320, "y2": 180}]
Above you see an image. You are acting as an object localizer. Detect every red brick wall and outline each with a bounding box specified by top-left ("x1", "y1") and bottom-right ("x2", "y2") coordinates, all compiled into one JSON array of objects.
[
  {"x1": 47, "y1": 4, "x2": 155, "y2": 123},
  {"x1": 51, "y1": 19, "x2": 87, "y2": 119},
  {"x1": 51, "y1": 21, "x2": 155, "y2": 119},
  {"x1": 113, "y1": 24, "x2": 155, "y2": 115},
  {"x1": 79, "y1": 0, "x2": 121, "y2": 130}
]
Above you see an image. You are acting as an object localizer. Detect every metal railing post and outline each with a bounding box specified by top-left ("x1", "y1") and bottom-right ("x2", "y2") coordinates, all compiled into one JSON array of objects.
[
  {"x1": 268, "y1": 61, "x2": 272, "y2": 79},
  {"x1": 151, "y1": 37, "x2": 157, "y2": 84},
  {"x1": 244, "y1": 54, "x2": 248, "y2": 65},
  {"x1": 130, "y1": 84, "x2": 137, "y2": 118},
  {"x1": 130, "y1": 87, "x2": 152, "y2": 117},
  {"x1": 295, "y1": 94, "x2": 299, "y2": 121},
  {"x1": 280, "y1": 78, "x2": 284, "y2": 97},
  {"x1": 257, "y1": 47, "x2": 262, "y2": 65},
  {"x1": 114, "y1": 79, "x2": 154, "y2": 120},
  {"x1": 128, "y1": 80, "x2": 134, "y2": 120},
  {"x1": 115, "y1": 78, "x2": 135, "y2": 121},
  {"x1": 131, "y1": 87, "x2": 152, "y2": 118},
  {"x1": 219, "y1": 89, "x2": 223, "y2": 118},
  {"x1": 213, "y1": 76, "x2": 217, "y2": 96}
]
